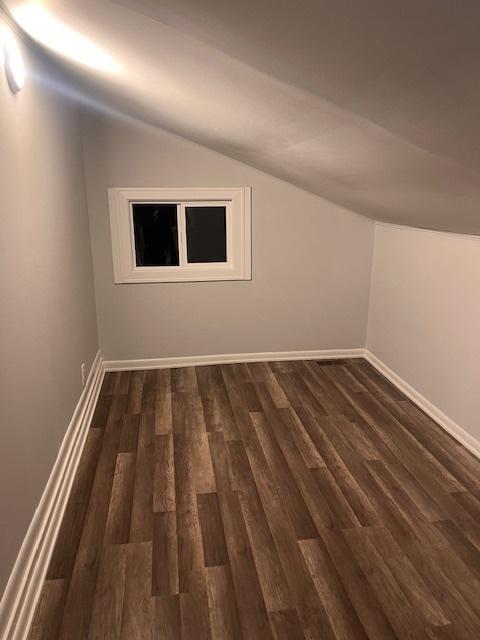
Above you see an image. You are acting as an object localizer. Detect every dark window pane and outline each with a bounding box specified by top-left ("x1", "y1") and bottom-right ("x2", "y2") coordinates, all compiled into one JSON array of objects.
[
  {"x1": 132, "y1": 203, "x2": 179, "y2": 266},
  {"x1": 185, "y1": 206, "x2": 227, "y2": 263}
]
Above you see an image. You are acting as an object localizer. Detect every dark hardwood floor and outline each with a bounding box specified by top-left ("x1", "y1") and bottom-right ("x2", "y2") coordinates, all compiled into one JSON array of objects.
[{"x1": 29, "y1": 358, "x2": 480, "y2": 639}]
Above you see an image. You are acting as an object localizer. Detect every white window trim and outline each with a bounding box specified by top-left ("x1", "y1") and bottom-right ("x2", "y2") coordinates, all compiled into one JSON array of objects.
[{"x1": 108, "y1": 187, "x2": 251, "y2": 283}]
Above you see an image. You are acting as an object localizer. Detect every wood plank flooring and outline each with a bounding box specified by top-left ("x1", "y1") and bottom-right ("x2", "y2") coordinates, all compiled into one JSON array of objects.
[{"x1": 29, "y1": 358, "x2": 480, "y2": 639}]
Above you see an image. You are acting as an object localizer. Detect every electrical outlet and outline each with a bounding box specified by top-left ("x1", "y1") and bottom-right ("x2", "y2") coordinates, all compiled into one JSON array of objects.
[{"x1": 81, "y1": 362, "x2": 86, "y2": 387}]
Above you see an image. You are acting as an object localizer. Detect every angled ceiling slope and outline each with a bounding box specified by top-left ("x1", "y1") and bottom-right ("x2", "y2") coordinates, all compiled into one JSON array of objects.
[{"x1": 6, "y1": 0, "x2": 480, "y2": 234}]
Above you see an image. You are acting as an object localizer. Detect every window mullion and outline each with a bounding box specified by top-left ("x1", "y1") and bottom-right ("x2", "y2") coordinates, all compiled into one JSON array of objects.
[{"x1": 178, "y1": 203, "x2": 188, "y2": 267}]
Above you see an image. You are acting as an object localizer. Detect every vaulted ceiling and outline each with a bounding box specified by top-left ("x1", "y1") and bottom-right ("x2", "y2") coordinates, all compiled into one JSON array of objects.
[{"x1": 6, "y1": 0, "x2": 480, "y2": 234}]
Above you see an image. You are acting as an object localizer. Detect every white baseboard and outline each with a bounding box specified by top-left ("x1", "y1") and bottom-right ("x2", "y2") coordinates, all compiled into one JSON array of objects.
[
  {"x1": 3, "y1": 345, "x2": 478, "y2": 640},
  {"x1": 365, "y1": 350, "x2": 480, "y2": 460},
  {"x1": 0, "y1": 351, "x2": 105, "y2": 640},
  {"x1": 104, "y1": 348, "x2": 365, "y2": 371}
]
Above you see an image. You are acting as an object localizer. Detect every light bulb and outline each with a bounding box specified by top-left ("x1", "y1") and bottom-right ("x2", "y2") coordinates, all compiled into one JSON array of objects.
[{"x1": 3, "y1": 28, "x2": 25, "y2": 93}]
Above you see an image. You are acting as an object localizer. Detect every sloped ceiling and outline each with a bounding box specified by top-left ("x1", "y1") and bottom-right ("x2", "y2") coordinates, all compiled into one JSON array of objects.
[{"x1": 6, "y1": 0, "x2": 480, "y2": 234}]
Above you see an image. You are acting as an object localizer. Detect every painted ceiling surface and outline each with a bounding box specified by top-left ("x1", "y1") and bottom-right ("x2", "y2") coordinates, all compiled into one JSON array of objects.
[{"x1": 7, "y1": 0, "x2": 480, "y2": 234}]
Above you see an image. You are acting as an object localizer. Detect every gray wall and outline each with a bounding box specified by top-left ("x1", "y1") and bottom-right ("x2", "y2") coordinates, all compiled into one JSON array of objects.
[
  {"x1": 0, "y1": 26, "x2": 98, "y2": 593},
  {"x1": 83, "y1": 115, "x2": 375, "y2": 361},
  {"x1": 367, "y1": 223, "x2": 480, "y2": 443}
]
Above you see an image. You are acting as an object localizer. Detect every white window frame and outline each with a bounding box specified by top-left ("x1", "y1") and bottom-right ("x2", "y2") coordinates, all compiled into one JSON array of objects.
[{"x1": 108, "y1": 187, "x2": 251, "y2": 283}]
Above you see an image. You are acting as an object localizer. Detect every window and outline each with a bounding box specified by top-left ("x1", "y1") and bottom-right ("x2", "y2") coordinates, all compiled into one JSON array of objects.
[
  {"x1": 108, "y1": 187, "x2": 251, "y2": 283},
  {"x1": 132, "y1": 203, "x2": 179, "y2": 266},
  {"x1": 185, "y1": 205, "x2": 226, "y2": 263}
]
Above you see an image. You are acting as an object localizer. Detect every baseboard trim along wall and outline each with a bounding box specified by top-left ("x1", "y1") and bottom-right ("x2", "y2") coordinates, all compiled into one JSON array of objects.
[
  {"x1": 105, "y1": 347, "x2": 480, "y2": 459},
  {"x1": 2, "y1": 345, "x2": 479, "y2": 639},
  {"x1": 105, "y1": 347, "x2": 480, "y2": 458},
  {"x1": 365, "y1": 350, "x2": 480, "y2": 460},
  {"x1": 0, "y1": 351, "x2": 105, "y2": 640},
  {"x1": 103, "y1": 348, "x2": 365, "y2": 371}
]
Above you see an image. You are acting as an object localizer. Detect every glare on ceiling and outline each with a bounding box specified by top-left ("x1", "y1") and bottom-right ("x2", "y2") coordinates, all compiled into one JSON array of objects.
[{"x1": 12, "y1": 3, "x2": 120, "y2": 74}]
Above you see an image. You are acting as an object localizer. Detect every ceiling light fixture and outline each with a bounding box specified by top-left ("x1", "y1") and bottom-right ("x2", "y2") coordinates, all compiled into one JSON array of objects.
[
  {"x1": 2, "y1": 27, "x2": 25, "y2": 93},
  {"x1": 12, "y1": 3, "x2": 120, "y2": 74}
]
